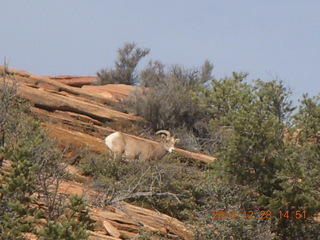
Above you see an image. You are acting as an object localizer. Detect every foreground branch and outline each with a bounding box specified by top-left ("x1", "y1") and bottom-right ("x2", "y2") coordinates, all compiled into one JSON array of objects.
[{"x1": 106, "y1": 191, "x2": 182, "y2": 204}]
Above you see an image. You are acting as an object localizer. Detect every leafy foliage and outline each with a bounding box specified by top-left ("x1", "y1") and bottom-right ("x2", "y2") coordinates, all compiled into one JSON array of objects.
[
  {"x1": 0, "y1": 141, "x2": 42, "y2": 239},
  {"x1": 192, "y1": 178, "x2": 273, "y2": 240},
  {"x1": 121, "y1": 60, "x2": 214, "y2": 152},
  {"x1": 96, "y1": 42, "x2": 150, "y2": 85},
  {"x1": 40, "y1": 195, "x2": 92, "y2": 240},
  {"x1": 79, "y1": 152, "x2": 203, "y2": 220},
  {"x1": 0, "y1": 119, "x2": 93, "y2": 239},
  {"x1": 199, "y1": 75, "x2": 320, "y2": 238},
  {"x1": 294, "y1": 93, "x2": 320, "y2": 141},
  {"x1": 0, "y1": 66, "x2": 41, "y2": 238},
  {"x1": 267, "y1": 94, "x2": 320, "y2": 238},
  {"x1": 0, "y1": 65, "x2": 25, "y2": 147},
  {"x1": 0, "y1": 66, "x2": 93, "y2": 239}
]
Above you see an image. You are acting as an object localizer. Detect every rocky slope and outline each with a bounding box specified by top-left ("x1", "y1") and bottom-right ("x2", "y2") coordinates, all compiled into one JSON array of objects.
[{"x1": 1, "y1": 66, "x2": 216, "y2": 239}]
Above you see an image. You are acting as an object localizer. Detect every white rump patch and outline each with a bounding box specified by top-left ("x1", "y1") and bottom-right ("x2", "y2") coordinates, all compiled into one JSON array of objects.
[{"x1": 105, "y1": 132, "x2": 121, "y2": 149}]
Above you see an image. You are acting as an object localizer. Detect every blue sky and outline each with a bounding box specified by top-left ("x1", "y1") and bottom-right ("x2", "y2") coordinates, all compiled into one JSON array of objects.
[{"x1": 1, "y1": 1, "x2": 320, "y2": 102}]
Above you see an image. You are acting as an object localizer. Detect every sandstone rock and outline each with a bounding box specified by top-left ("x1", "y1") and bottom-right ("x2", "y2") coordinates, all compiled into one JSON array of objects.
[
  {"x1": 17, "y1": 83, "x2": 140, "y2": 123},
  {"x1": 81, "y1": 84, "x2": 135, "y2": 102},
  {"x1": 47, "y1": 75, "x2": 97, "y2": 87},
  {"x1": 103, "y1": 220, "x2": 121, "y2": 238},
  {"x1": 88, "y1": 230, "x2": 121, "y2": 240}
]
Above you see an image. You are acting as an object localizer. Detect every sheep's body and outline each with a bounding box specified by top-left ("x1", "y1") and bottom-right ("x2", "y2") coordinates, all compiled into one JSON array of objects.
[{"x1": 105, "y1": 131, "x2": 178, "y2": 161}]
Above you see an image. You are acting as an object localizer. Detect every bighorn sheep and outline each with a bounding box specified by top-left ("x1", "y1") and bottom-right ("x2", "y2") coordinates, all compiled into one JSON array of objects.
[{"x1": 105, "y1": 130, "x2": 179, "y2": 161}]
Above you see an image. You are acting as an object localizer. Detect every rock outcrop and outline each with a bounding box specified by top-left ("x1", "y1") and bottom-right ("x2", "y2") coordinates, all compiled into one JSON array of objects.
[
  {"x1": 1, "y1": 66, "x2": 216, "y2": 163},
  {"x1": 1, "y1": 65, "x2": 217, "y2": 239}
]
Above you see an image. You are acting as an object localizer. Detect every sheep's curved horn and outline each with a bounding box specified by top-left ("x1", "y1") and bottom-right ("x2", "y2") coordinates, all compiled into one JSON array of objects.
[{"x1": 156, "y1": 130, "x2": 171, "y2": 139}]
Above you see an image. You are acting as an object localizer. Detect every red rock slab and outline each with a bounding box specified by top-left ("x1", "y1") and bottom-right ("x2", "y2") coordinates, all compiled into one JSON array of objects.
[
  {"x1": 81, "y1": 84, "x2": 136, "y2": 102},
  {"x1": 46, "y1": 124, "x2": 109, "y2": 154},
  {"x1": 47, "y1": 75, "x2": 97, "y2": 87},
  {"x1": 16, "y1": 82, "x2": 141, "y2": 123},
  {"x1": 103, "y1": 220, "x2": 121, "y2": 238},
  {"x1": 88, "y1": 231, "x2": 121, "y2": 240}
]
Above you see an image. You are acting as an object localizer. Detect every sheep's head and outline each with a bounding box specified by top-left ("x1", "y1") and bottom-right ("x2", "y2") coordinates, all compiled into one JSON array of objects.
[{"x1": 156, "y1": 130, "x2": 179, "y2": 153}]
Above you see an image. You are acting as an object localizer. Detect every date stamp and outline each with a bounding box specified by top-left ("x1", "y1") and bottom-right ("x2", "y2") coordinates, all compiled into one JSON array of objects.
[{"x1": 212, "y1": 210, "x2": 306, "y2": 220}]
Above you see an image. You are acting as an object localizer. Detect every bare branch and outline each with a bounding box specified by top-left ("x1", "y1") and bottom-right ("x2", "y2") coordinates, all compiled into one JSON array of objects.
[{"x1": 106, "y1": 191, "x2": 182, "y2": 204}]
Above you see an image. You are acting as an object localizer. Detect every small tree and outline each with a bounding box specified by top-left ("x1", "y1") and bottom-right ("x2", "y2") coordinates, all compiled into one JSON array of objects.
[
  {"x1": 294, "y1": 93, "x2": 320, "y2": 141},
  {"x1": 268, "y1": 93, "x2": 320, "y2": 238},
  {"x1": 97, "y1": 42, "x2": 150, "y2": 85},
  {"x1": 0, "y1": 65, "x2": 43, "y2": 238},
  {"x1": 40, "y1": 195, "x2": 92, "y2": 240},
  {"x1": 0, "y1": 140, "x2": 42, "y2": 239},
  {"x1": 253, "y1": 79, "x2": 295, "y2": 124},
  {"x1": 202, "y1": 76, "x2": 320, "y2": 239},
  {"x1": 0, "y1": 119, "x2": 93, "y2": 239},
  {"x1": 199, "y1": 76, "x2": 294, "y2": 189}
]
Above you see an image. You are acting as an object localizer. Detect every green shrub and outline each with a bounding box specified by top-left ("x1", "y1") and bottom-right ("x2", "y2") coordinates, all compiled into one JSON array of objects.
[
  {"x1": 40, "y1": 195, "x2": 93, "y2": 240},
  {"x1": 0, "y1": 140, "x2": 42, "y2": 239},
  {"x1": 199, "y1": 75, "x2": 320, "y2": 239},
  {"x1": 191, "y1": 179, "x2": 273, "y2": 240},
  {"x1": 0, "y1": 66, "x2": 44, "y2": 238},
  {"x1": 121, "y1": 61, "x2": 214, "y2": 153},
  {"x1": 0, "y1": 64, "x2": 21, "y2": 146},
  {"x1": 79, "y1": 152, "x2": 204, "y2": 220},
  {"x1": 0, "y1": 65, "x2": 93, "y2": 239}
]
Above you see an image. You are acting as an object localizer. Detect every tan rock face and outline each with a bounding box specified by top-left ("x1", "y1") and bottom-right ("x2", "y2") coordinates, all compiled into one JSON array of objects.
[
  {"x1": 47, "y1": 75, "x2": 97, "y2": 87},
  {"x1": 81, "y1": 84, "x2": 137, "y2": 102}
]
